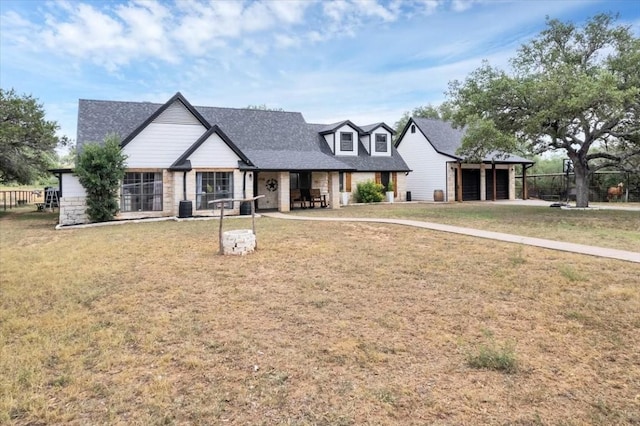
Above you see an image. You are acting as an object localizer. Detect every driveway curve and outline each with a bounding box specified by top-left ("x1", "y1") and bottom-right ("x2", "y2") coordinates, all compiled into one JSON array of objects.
[{"x1": 262, "y1": 212, "x2": 640, "y2": 264}]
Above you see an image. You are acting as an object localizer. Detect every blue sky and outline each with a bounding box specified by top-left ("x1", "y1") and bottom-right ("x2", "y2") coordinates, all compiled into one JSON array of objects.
[{"x1": 1, "y1": 0, "x2": 639, "y2": 147}]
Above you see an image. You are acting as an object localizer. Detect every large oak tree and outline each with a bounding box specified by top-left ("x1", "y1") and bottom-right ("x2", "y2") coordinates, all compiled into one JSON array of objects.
[
  {"x1": 445, "y1": 14, "x2": 640, "y2": 207},
  {"x1": 0, "y1": 88, "x2": 68, "y2": 184}
]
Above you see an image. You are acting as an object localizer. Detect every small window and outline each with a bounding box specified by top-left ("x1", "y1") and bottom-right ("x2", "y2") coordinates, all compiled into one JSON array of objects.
[
  {"x1": 375, "y1": 134, "x2": 387, "y2": 152},
  {"x1": 340, "y1": 132, "x2": 353, "y2": 151},
  {"x1": 196, "y1": 172, "x2": 233, "y2": 210},
  {"x1": 121, "y1": 172, "x2": 163, "y2": 212},
  {"x1": 410, "y1": 124, "x2": 416, "y2": 134}
]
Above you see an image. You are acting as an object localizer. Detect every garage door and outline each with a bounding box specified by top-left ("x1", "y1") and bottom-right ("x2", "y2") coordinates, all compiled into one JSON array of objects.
[
  {"x1": 486, "y1": 169, "x2": 509, "y2": 200},
  {"x1": 461, "y1": 169, "x2": 481, "y2": 201}
]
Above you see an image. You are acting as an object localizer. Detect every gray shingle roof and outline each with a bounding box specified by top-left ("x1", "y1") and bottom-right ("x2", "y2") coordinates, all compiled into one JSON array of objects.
[
  {"x1": 77, "y1": 99, "x2": 161, "y2": 151},
  {"x1": 76, "y1": 94, "x2": 409, "y2": 172},
  {"x1": 410, "y1": 118, "x2": 533, "y2": 164},
  {"x1": 360, "y1": 122, "x2": 394, "y2": 135}
]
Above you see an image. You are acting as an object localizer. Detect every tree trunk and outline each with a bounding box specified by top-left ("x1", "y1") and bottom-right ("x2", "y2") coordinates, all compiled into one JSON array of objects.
[{"x1": 572, "y1": 156, "x2": 590, "y2": 208}]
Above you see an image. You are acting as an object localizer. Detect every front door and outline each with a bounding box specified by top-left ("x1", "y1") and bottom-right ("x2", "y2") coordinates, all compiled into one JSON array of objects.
[{"x1": 290, "y1": 171, "x2": 311, "y2": 200}]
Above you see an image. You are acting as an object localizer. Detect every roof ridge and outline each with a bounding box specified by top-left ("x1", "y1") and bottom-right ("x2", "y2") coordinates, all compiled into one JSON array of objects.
[
  {"x1": 79, "y1": 98, "x2": 163, "y2": 105},
  {"x1": 194, "y1": 104, "x2": 299, "y2": 114}
]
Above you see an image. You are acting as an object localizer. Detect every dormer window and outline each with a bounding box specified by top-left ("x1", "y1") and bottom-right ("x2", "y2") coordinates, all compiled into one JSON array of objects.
[
  {"x1": 340, "y1": 132, "x2": 353, "y2": 151},
  {"x1": 375, "y1": 134, "x2": 387, "y2": 152}
]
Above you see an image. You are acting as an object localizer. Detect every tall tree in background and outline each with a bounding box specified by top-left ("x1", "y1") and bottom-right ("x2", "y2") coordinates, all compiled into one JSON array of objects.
[
  {"x1": 445, "y1": 13, "x2": 640, "y2": 207},
  {"x1": 0, "y1": 88, "x2": 68, "y2": 184}
]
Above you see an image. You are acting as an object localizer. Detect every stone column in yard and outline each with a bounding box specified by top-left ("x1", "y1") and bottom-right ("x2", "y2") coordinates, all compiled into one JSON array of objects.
[
  {"x1": 328, "y1": 171, "x2": 340, "y2": 209},
  {"x1": 277, "y1": 171, "x2": 290, "y2": 212},
  {"x1": 59, "y1": 196, "x2": 89, "y2": 225},
  {"x1": 509, "y1": 165, "x2": 516, "y2": 200}
]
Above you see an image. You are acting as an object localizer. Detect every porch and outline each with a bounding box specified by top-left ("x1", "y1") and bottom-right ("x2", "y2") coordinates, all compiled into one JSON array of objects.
[{"x1": 253, "y1": 171, "x2": 340, "y2": 212}]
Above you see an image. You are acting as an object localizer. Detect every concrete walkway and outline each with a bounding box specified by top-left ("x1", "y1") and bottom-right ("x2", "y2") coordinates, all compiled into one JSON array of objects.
[{"x1": 262, "y1": 212, "x2": 640, "y2": 264}]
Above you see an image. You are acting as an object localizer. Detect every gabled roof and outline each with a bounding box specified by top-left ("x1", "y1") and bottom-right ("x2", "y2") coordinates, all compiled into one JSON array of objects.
[
  {"x1": 360, "y1": 122, "x2": 395, "y2": 135},
  {"x1": 308, "y1": 124, "x2": 410, "y2": 172},
  {"x1": 317, "y1": 120, "x2": 364, "y2": 135},
  {"x1": 77, "y1": 95, "x2": 353, "y2": 171},
  {"x1": 76, "y1": 93, "x2": 213, "y2": 153},
  {"x1": 76, "y1": 92, "x2": 410, "y2": 172},
  {"x1": 77, "y1": 99, "x2": 160, "y2": 152},
  {"x1": 330, "y1": 140, "x2": 410, "y2": 172},
  {"x1": 121, "y1": 92, "x2": 210, "y2": 148},
  {"x1": 194, "y1": 107, "x2": 353, "y2": 170},
  {"x1": 400, "y1": 117, "x2": 533, "y2": 164},
  {"x1": 170, "y1": 125, "x2": 252, "y2": 170}
]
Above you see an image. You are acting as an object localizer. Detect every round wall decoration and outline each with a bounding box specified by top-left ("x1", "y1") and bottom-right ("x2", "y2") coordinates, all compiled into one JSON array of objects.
[{"x1": 266, "y1": 178, "x2": 278, "y2": 192}]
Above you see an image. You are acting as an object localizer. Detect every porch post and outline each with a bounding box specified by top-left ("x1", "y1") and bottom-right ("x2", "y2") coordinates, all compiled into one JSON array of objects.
[
  {"x1": 492, "y1": 162, "x2": 497, "y2": 201},
  {"x1": 328, "y1": 171, "x2": 340, "y2": 209},
  {"x1": 277, "y1": 171, "x2": 290, "y2": 212},
  {"x1": 480, "y1": 164, "x2": 486, "y2": 201},
  {"x1": 522, "y1": 164, "x2": 528, "y2": 200},
  {"x1": 456, "y1": 162, "x2": 463, "y2": 202}
]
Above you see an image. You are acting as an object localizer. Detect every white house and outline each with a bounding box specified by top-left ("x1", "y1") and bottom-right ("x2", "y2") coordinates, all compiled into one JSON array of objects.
[
  {"x1": 56, "y1": 92, "x2": 410, "y2": 225},
  {"x1": 395, "y1": 117, "x2": 534, "y2": 202}
]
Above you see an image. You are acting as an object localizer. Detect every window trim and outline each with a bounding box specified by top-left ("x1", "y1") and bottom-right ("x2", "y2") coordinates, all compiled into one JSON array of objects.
[
  {"x1": 195, "y1": 171, "x2": 234, "y2": 210},
  {"x1": 340, "y1": 132, "x2": 354, "y2": 152},
  {"x1": 121, "y1": 171, "x2": 163, "y2": 212},
  {"x1": 375, "y1": 133, "x2": 388, "y2": 152}
]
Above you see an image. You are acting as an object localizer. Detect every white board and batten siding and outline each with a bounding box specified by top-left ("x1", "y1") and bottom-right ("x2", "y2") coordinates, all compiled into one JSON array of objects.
[
  {"x1": 397, "y1": 129, "x2": 451, "y2": 201},
  {"x1": 188, "y1": 132, "x2": 241, "y2": 168},
  {"x1": 359, "y1": 134, "x2": 370, "y2": 154},
  {"x1": 323, "y1": 134, "x2": 335, "y2": 154},
  {"x1": 62, "y1": 173, "x2": 86, "y2": 197},
  {"x1": 123, "y1": 101, "x2": 207, "y2": 168}
]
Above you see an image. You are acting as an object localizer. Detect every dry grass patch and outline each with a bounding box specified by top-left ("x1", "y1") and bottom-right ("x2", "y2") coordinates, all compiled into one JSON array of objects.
[
  {"x1": 289, "y1": 202, "x2": 640, "y2": 252},
  {"x1": 1, "y1": 208, "x2": 639, "y2": 424}
]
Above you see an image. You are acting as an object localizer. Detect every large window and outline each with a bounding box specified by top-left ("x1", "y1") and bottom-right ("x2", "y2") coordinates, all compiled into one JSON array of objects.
[
  {"x1": 121, "y1": 172, "x2": 163, "y2": 212},
  {"x1": 340, "y1": 132, "x2": 353, "y2": 151},
  {"x1": 375, "y1": 134, "x2": 387, "y2": 152},
  {"x1": 196, "y1": 172, "x2": 233, "y2": 210}
]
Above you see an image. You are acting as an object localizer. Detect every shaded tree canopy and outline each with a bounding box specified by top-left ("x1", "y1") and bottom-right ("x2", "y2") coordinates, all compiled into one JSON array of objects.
[
  {"x1": 0, "y1": 88, "x2": 69, "y2": 184},
  {"x1": 444, "y1": 13, "x2": 640, "y2": 207},
  {"x1": 393, "y1": 104, "x2": 445, "y2": 137}
]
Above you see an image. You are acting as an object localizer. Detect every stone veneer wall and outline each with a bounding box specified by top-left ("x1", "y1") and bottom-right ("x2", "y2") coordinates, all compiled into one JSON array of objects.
[{"x1": 59, "y1": 196, "x2": 88, "y2": 226}]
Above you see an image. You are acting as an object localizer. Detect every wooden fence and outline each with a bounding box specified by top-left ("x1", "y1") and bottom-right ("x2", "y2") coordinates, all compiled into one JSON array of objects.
[{"x1": 1, "y1": 190, "x2": 42, "y2": 211}]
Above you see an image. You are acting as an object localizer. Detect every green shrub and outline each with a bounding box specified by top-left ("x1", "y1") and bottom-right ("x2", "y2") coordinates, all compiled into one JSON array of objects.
[
  {"x1": 467, "y1": 341, "x2": 518, "y2": 373},
  {"x1": 75, "y1": 135, "x2": 127, "y2": 222},
  {"x1": 355, "y1": 180, "x2": 385, "y2": 203}
]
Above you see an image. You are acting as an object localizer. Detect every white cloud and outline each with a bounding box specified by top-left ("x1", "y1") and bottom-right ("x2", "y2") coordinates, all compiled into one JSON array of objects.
[
  {"x1": 3, "y1": 0, "x2": 638, "y2": 140},
  {"x1": 451, "y1": 0, "x2": 481, "y2": 13},
  {"x1": 275, "y1": 34, "x2": 302, "y2": 49},
  {"x1": 413, "y1": 0, "x2": 442, "y2": 15},
  {"x1": 114, "y1": 1, "x2": 176, "y2": 62},
  {"x1": 352, "y1": 0, "x2": 399, "y2": 22},
  {"x1": 266, "y1": 0, "x2": 312, "y2": 24}
]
